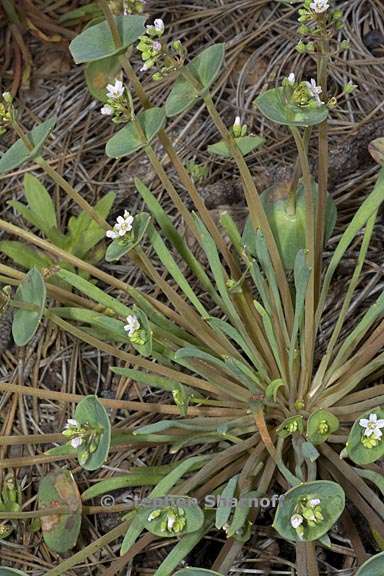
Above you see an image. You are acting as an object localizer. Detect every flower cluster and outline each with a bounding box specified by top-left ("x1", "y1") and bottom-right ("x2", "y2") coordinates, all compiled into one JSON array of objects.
[
  {"x1": 100, "y1": 79, "x2": 131, "y2": 123},
  {"x1": 283, "y1": 73, "x2": 324, "y2": 108},
  {"x1": 231, "y1": 116, "x2": 247, "y2": 138},
  {"x1": 359, "y1": 413, "x2": 384, "y2": 449},
  {"x1": 291, "y1": 497, "x2": 324, "y2": 539},
  {"x1": 109, "y1": 0, "x2": 145, "y2": 15},
  {"x1": 106, "y1": 210, "x2": 134, "y2": 240},
  {"x1": 63, "y1": 418, "x2": 102, "y2": 465},
  {"x1": 137, "y1": 19, "x2": 185, "y2": 81},
  {"x1": 148, "y1": 505, "x2": 186, "y2": 534},
  {"x1": 124, "y1": 314, "x2": 146, "y2": 345},
  {"x1": 0, "y1": 92, "x2": 13, "y2": 136}
]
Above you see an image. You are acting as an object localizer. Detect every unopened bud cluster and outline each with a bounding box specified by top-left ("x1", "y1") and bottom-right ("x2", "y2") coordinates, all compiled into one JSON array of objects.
[
  {"x1": 0, "y1": 92, "x2": 13, "y2": 135},
  {"x1": 108, "y1": 0, "x2": 145, "y2": 15},
  {"x1": 100, "y1": 79, "x2": 132, "y2": 123},
  {"x1": 290, "y1": 496, "x2": 324, "y2": 539},
  {"x1": 137, "y1": 19, "x2": 186, "y2": 81},
  {"x1": 63, "y1": 419, "x2": 102, "y2": 465}
]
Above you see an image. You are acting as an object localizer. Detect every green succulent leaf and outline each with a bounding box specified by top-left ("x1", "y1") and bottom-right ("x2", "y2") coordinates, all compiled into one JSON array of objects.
[
  {"x1": 0, "y1": 118, "x2": 55, "y2": 174},
  {"x1": 69, "y1": 15, "x2": 146, "y2": 63},
  {"x1": 215, "y1": 474, "x2": 238, "y2": 530},
  {"x1": 105, "y1": 212, "x2": 151, "y2": 261},
  {"x1": 74, "y1": 395, "x2": 111, "y2": 470},
  {"x1": 266, "y1": 378, "x2": 286, "y2": 402},
  {"x1": 106, "y1": 108, "x2": 166, "y2": 158},
  {"x1": 273, "y1": 481, "x2": 345, "y2": 542},
  {"x1": 258, "y1": 180, "x2": 337, "y2": 270},
  {"x1": 307, "y1": 409, "x2": 339, "y2": 445},
  {"x1": 346, "y1": 407, "x2": 384, "y2": 465},
  {"x1": 356, "y1": 551, "x2": 384, "y2": 575},
  {"x1": 277, "y1": 415, "x2": 304, "y2": 438},
  {"x1": 12, "y1": 267, "x2": 46, "y2": 346},
  {"x1": 165, "y1": 44, "x2": 225, "y2": 117},
  {"x1": 85, "y1": 55, "x2": 122, "y2": 102},
  {"x1": 23, "y1": 173, "x2": 57, "y2": 232},
  {"x1": 38, "y1": 469, "x2": 82, "y2": 553},
  {"x1": 137, "y1": 495, "x2": 204, "y2": 537},
  {"x1": 207, "y1": 135, "x2": 264, "y2": 158},
  {"x1": 0, "y1": 241, "x2": 52, "y2": 271},
  {"x1": 255, "y1": 87, "x2": 328, "y2": 127}
]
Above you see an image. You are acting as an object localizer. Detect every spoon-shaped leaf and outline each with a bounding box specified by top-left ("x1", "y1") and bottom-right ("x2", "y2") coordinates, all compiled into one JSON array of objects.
[
  {"x1": 273, "y1": 480, "x2": 345, "y2": 542},
  {"x1": 38, "y1": 469, "x2": 82, "y2": 553},
  {"x1": 85, "y1": 55, "x2": 122, "y2": 102},
  {"x1": 0, "y1": 118, "x2": 55, "y2": 174},
  {"x1": 12, "y1": 267, "x2": 46, "y2": 346},
  {"x1": 307, "y1": 409, "x2": 339, "y2": 445},
  {"x1": 106, "y1": 108, "x2": 166, "y2": 158},
  {"x1": 165, "y1": 44, "x2": 225, "y2": 117},
  {"x1": 356, "y1": 551, "x2": 384, "y2": 575},
  {"x1": 74, "y1": 395, "x2": 111, "y2": 470},
  {"x1": 255, "y1": 87, "x2": 328, "y2": 127},
  {"x1": 346, "y1": 407, "x2": 384, "y2": 465},
  {"x1": 69, "y1": 15, "x2": 146, "y2": 63}
]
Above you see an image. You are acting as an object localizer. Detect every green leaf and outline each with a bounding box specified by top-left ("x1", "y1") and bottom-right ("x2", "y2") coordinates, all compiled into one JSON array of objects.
[
  {"x1": 165, "y1": 44, "x2": 225, "y2": 117},
  {"x1": 154, "y1": 523, "x2": 209, "y2": 576},
  {"x1": 69, "y1": 15, "x2": 146, "y2": 63},
  {"x1": 255, "y1": 87, "x2": 328, "y2": 127},
  {"x1": 208, "y1": 135, "x2": 264, "y2": 158},
  {"x1": 0, "y1": 241, "x2": 52, "y2": 270},
  {"x1": 23, "y1": 174, "x2": 57, "y2": 232},
  {"x1": 38, "y1": 469, "x2": 82, "y2": 553},
  {"x1": 137, "y1": 495, "x2": 204, "y2": 537},
  {"x1": 53, "y1": 268, "x2": 130, "y2": 316},
  {"x1": 354, "y1": 467, "x2": 384, "y2": 497},
  {"x1": 356, "y1": 551, "x2": 384, "y2": 576},
  {"x1": 307, "y1": 409, "x2": 339, "y2": 445},
  {"x1": 0, "y1": 118, "x2": 55, "y2": 174},
  {"x1": 105, "y1": 212, "x2": 151, "y2": 261},
  {"x1": 346, "y1": 407, "x2": 384, "y2": 465},
  {"x1": 301, "y1": 441, "x2": 320, "y2": 462},
  {"x1": 215, "y1": 475, "x2": 238, "y2": 529},
  {"x1": 81, "y1": 472, "x2": 164, "y2": 501},
  {"x1": 12, "y1": 267, "x2": 46, "y2": 346},
  {"x1": 266, "y1": 378, "x2": 286, "y2": 402},
  {"x1": 174, "y1": 570, "x2": 223, "y2": 576},
  {"x1": 106, "y1": 108, "x2": 166, "y2": 158},
  {"x1": 85, "y1": 55, "x2": 122, "y2": 102},
  {"x1": 260, "y1": 181, "x2": 336, "y2": 270},
  {"x1": 273, "y1": 481, "x2": 345, "y2": 542},
  {"x1": 74, "y1": 395, "x2": 111, "y2": 470}
]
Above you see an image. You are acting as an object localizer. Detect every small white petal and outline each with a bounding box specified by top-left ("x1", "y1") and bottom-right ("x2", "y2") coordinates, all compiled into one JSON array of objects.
[
  {"x1": 309, "y1": 498, "x2": 321, "y2": 507},
  {"x1": 290, "y1": 514, "x2": 303, "y2": 529},
  {"x1": 359, "y1": 418, "x2": 369, "y2": 428},
  {"x1": 71, "y1": 437, "x2": 83, "y2": 449},
  {"x1": 101, "y1": 105, "x2": 113, "y2": 116},
  {"x1": 287, "y1": 72, "x2": 295, "y2": 85}
]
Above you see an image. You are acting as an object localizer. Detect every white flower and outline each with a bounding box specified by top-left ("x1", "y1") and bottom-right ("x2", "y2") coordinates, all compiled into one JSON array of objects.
[
  {"x1": 287, "y1": 72, "x2": 296, "y2": 85},
  {"x1": 106, "y1": 79, "x2": 124, "y2": 99},
  {"x1": 309, "y1": 498, "x2": 321, "y2": 507},
  {"x1": 152, "y1": 40, "x2": 162, "y2": 52},
  {"x1": 124, "y1": 315, "x2": 140, "y2": 337},
  {"x1": 106, "y1": 210, "x2": 134, "y2": 239},
  {"x1": 65, "y1": 418, "x2": 78, "y2": 429},
  {"x1": 146, "y1": 18, "x2": 164, "y2": 35},
  {"x1": 305, "y1": 78, "x2": 323, "y2": 106},
  {"x1": 71, "y1": 436, "x2": 83, "y2": 449},
  {"x1": 101, "y1": 104, "x2": 114, "y2": 116},
  {"x1": 291, "y1": 513, "x2": 304, "y2": 529},
  {"x1": 310, "y1": 0, "x2": 329, "y2": 13},
  {"x1": 167, "y1": 514, "x2": 176, "y2": 530},
  {"x1": 360, "y1": 413, "x2": 384, "y2": 439},
  {"x1": 234, "y1": 116, "x2": 241, "y2": 127}
]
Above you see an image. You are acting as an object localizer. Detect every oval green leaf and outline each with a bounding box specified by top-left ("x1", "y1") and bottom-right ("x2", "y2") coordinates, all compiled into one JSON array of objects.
[
  {"x1": 105, "y1": 212, "x2": 151, "y2": 261},
  {"x1": 273, "y1": 480, "x2": 345, "y2": 542},
  {"x1": 85, "y1": 55, "x2": 122, "y2": 102},
  {"x1": 208, "y1": 135, "x2": 264, "y2": 158},
  {"x1": 356, "y1": 551, "x2": 384, "y2": 576},
  {"x1": 106, "y1": 108, "x2": 166, "y2": 159},
  {"x1": 346, "y1": 407, "x2": 384, "y2": 465},
  {"x1": 12, "y1": 267, "x2": 46, "y2": 346},
  {"x1": 38, "y1": 469, "x2": 82, "y2": 553},
  {"x1": 137, "y1": 495, "x2": 204, "y2": 537},
  {"x1": 255, "y1": 87, "x2": 328, "y2": 127},
  {"x1": 165, "y1": 44, "x2": 225, "y2": 117},
  {"x1": 69, "y1": 15, "x2": 146, "y2": 63},
  {"x1": 307, "y1": 409, "x2": 339, "y2": 445},
  {"x1": 0, "y1": 118, "x2": 55, "y2": 174},
  {"x1": 258, "y1": 180, "x2": 337, "y2": 270},
  {"x1": 74, "y1": 395, "x2": 111, "y2": 470}
]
